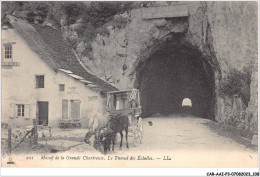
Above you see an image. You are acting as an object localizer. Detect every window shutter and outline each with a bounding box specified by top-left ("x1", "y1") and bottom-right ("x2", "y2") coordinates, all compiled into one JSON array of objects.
[
  {"x1": 62, "y1": 100, "x2": 68, "y2": 119},
  {"x1": 74, "y1": 101, "x2": 80, "y2": 119},
  {"x1": 24, "y1": 104, "x2": 30, "y2": 118},
  {"x1": 71, "y1": 100, "x2": 81, "y2": 119},
  {"x1": 40, "y1": 76, "x2": 44, "y2": 88},
  {"x1": 9, "y1": 104, "x2": 15, "y2": 118}
]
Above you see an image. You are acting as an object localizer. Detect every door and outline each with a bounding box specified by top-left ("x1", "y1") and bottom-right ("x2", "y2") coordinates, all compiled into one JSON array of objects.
[{"x1": 37, "y1": 101, "x2": 49, "y2": 125}]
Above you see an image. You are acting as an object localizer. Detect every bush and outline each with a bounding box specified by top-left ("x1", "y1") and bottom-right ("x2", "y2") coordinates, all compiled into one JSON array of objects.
[
  {"x1": 223, "y1": 111, "x2": 253, "y2": 139},
  {"x1": 219, "y1": 67, "x2": 251, "y2": 106},
  {"x1": 106, "y1": 16, "x2": 127, "y2": 29},
  {"x1": 78, "y1": 15, "x2": 127, "y2": 47},
  {"x1": 95, "y1": 15, "x2": 127, "y2": 37},
  {"x1": 2, "y1": 2, "x2": 52, "y2": 24},
  {"x1": 62, "y1": 2, "x2": 84, "y2": 25},
  {"x1": 2, "y1": 1, "x2": 134, "y2": 60},
  {"x1": 96, "y1": 27, "x2": 110, "y2": 37},
  {"x1": 80, "y1": 23, "x2": 96, "y2": 43},
  {"x1": 76, "y1": 15, "x2": 127, "y2": 59}
]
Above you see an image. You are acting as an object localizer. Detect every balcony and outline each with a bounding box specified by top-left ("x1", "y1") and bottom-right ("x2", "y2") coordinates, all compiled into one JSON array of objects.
[{"x1": 2, "y1": 61, "x2": 20, "y2": 67}]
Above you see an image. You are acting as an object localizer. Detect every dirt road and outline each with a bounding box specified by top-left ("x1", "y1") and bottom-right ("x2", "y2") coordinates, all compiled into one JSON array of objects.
[
  {"x1": 105, "y1": 115, "x2": 258, "y2": 167},
  {"x1": 4, "y1": 115, "x2": 257, "y2": 167},
  {"x1": 129, "y1": 115, "x2": 255, "y2": 152}
]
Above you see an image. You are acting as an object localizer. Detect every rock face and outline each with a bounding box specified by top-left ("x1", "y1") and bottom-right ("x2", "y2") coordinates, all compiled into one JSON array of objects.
[
  {"x1": 62, "y1": 2, "x2": 257, "y2": 138},
  {"x1": 205, "y1": 2, "x2": 257, "y2": 139}
]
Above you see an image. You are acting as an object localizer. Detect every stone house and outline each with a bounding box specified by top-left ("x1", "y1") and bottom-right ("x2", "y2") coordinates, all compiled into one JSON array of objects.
[{"x1": 1, "y1": 16, "x2": 117, "y2": 128}]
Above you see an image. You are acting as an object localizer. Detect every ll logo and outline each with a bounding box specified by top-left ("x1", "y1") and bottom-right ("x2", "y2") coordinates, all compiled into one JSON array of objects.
[{"x1": 7, "y1": 157, "x2": 15, "y2": 164}]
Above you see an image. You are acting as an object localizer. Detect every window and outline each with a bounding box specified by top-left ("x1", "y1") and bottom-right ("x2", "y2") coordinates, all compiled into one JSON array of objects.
[
  {"x1": 16, "y1": 104, "x2": 24, "y2": 117},
  {"x1": 62, "y1": 100, "x2": 81, "y2": 119},
  {"x1": 5, "y1": 45, "x2": 12, "y2": 59},
  {"x1": 115, "y1": 94, "x2": 127, "y2": 110},
  {"x1": 9, "y1": 104, "x2": 29, "y2": 118},
  {"x1": 35, "y1": 75, "x2": 44, "y2": 88},
  {"x1": 59, "y1": 84, "x2": 65, "y2": 91},
  {"x1": 116, "y1": 100, "x2": 120, "y2": 110}
]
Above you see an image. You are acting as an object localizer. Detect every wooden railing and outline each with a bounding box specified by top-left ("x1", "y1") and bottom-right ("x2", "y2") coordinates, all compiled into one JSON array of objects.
[{"x1": 2, "y1": 62, "x2": 20, "y2": 67}]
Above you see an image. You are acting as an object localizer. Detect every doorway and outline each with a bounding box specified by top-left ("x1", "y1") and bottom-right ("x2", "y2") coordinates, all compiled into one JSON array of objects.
[{"x1": 37, "y1": 101, "x2": 49, "y2": 125}]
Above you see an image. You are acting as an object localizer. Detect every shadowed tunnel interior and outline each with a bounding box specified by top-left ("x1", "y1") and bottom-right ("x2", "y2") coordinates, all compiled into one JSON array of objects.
[{"x1": 136, "y1": 43, "x2": 215, "y2": 119}]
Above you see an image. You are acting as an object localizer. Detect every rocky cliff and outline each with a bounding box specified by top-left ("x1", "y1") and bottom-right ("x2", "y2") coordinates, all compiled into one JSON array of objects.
[{"x1": 72, "y1": 2, "x2": 257, "y2": 138}]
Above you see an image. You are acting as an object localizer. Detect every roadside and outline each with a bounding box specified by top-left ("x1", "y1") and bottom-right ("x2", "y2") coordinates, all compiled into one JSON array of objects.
[{"x1": 204, "y1": 120, "x2": 257, "y2": 151}]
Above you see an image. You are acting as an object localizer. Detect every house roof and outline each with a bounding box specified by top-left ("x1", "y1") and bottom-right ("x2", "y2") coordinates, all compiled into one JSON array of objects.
[{"x1": 6, "y1": 15, "x2": 118, "y2": 93}]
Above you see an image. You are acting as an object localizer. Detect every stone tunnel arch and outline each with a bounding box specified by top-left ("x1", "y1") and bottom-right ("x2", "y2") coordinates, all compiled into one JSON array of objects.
[{"x1": 134, "y1": 40, "x2": 217, "y2": 120}]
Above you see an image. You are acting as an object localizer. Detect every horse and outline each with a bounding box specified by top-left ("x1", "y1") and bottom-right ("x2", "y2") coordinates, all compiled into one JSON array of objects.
[
  {"x1": 108, "y1": 113, "x2": 129, "y2": 150},
  {"x1": 84, "y1": 126, "x2": 114, "y2": 154}
]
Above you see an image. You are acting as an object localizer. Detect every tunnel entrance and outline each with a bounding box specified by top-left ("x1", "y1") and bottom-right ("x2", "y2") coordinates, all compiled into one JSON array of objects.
[
  {"x1": 136, "y1": 43, "x2": 215, "y2": 119},
  {"x1": 182, "y1": 98, "x2": 192, "y2": 107}
]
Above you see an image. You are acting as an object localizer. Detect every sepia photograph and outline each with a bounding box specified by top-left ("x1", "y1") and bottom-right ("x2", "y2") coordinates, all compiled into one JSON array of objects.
[{"x1": 1, "y1": 0, "x2": 258, "y2": 172}]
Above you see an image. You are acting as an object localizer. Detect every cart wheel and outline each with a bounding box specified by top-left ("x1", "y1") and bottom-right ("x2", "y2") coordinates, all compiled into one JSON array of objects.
[{"x1": 12, "y1": 130, "x2": 26, "y2": 143}]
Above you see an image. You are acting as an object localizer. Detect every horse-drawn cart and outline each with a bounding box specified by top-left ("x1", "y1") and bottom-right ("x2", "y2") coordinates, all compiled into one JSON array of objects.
[
  {"x1": 106, "y1": 89, "x2": 143, "y2": 146},
  {"x1": 84, "y1": 88, "x2": 143, "y2": 153}
]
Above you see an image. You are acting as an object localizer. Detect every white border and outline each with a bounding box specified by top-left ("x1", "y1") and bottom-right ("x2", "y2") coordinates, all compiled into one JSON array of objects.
[
  {"x1": 1, "y1": 0, "x2": 260, "y2": 176},
  {"x1": 1, "y1": 167, "x2": 260, "y2": 176}
]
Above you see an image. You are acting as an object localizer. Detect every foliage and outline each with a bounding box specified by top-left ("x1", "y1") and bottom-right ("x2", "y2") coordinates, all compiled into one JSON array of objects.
[
  {"x1": 96, "y1": 15, "x2": 127, "y2": 37},
  {"x1": 2, "y1": 2, "x2": 134, "y2": 25},
  {"x1": 222, "y1": 112, "x2": 253, "y2": 139},
  {"x1": 77, "y1": 15, "x2": 127, "y2": 54},
  {"x1": 84, "y1": 51, "x2": 94, "y2": 61},
  {"x1": 219, "y1": 67, "x2": 251, "y2": 106},
  {"x1": 74, "y1": 15, "x2": 127, "y2": 60},
  {"x1": 2, "y1": 1, "x2": 139, "y2": 59},
  {"x1": 61, "y1": 2, "x2": 84, "y2": 25},
  {"x1": 107, "y1": 15, "x2": 128, "y2": 29},
  {"x1": 80, "y1": 2, "x2": 129, "y2": 28},
  {"x1": 2, "y1": 2, "x2": 25, "y2": 16},
  {"x1": 224, "y1": 112, "x2": 242, "y2": 128},
  {"x1": 79, "y1": 23, "x2": 96, "y2": 44},
  {"x1": 2, "y1": 2, "x2": 52, "y2": 22}
]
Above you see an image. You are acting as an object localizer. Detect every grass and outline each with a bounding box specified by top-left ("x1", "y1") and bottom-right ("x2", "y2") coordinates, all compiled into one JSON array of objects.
[{"x1": 204, "y1": 120, "x2": 257, "y2": 151}]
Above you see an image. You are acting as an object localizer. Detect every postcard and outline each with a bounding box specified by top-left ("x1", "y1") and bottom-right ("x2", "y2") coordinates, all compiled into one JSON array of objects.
[{"x1": 1, "y1": 1, "x2": 258, "y2": 169}]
